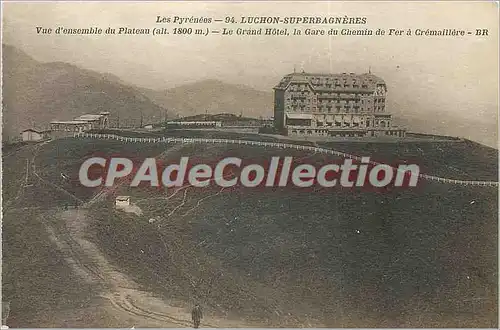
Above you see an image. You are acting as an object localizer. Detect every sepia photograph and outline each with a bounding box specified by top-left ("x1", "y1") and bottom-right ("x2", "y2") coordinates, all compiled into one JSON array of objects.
[{"x1": 1, "y1": 1, "x2": 498, "y2": 328}]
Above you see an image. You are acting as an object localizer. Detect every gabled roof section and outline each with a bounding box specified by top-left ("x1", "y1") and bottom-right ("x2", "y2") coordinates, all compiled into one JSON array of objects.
[
  {"x1": 75, "y1": 114, "x2": 103, "y2": 121},
  {"x1": 50, "y1": 120, "x2": 89, "y2": 125},
  {"x1": 274, "y1": 72, "x2": 386, "y2": 92}
]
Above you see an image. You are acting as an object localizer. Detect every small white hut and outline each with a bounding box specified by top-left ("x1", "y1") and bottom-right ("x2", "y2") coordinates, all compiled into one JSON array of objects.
[{"x1": 115, "y1": 196, "x2": 131, "y2": 208}]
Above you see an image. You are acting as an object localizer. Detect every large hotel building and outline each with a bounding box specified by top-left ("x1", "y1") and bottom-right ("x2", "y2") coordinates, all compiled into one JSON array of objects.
[{"x1": 273, "y1": 72, "x2": 406, "y2": 138}]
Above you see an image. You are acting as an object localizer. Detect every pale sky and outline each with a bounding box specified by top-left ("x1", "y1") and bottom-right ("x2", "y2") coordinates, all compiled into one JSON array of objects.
[{"x1": 2, "y1": 1, "x2": 499, "y2": 124}]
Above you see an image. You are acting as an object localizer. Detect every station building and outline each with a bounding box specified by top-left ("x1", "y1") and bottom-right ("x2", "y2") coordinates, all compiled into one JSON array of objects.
[
  {"x1": 49, "y1": 120, "x2": 92, "y2": 133},
  {"x1": 50, "y1": 112, "x2": 110, "y2": 137},
  {"x1": 74, "y1": 112, "x2": 110, "y2": 129},
  {"x1": 273, "y1": 72, "x2": 406, "y2": 138}
]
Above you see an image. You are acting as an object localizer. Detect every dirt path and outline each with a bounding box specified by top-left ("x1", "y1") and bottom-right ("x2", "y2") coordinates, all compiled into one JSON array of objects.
[
  {"x1": 45, "y1": 194, "x2": 253, "y2": 328},
  {"x1": 32, "y1": 142, "x2": 254, "y2": 327}
]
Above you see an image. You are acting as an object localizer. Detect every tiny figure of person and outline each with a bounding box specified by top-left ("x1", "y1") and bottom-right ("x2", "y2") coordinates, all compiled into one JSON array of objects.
[{"x1": 191, "y1": 304, "x2": 202, "y2": 328}]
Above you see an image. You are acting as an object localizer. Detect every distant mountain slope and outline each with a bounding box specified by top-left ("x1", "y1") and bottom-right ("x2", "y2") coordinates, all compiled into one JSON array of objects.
[
  {"x1": 3, "y1": 44, "x2": 495, "y2": 148},
  {"x1": 141, "y1": 79, "x2": 273, "y2": 119},
  {"x1": 392, "y1": 112, "x2": 497, "y2": 149},
  {"x1": 2, "y1": 44, "x2": 167, "y2": 141}
]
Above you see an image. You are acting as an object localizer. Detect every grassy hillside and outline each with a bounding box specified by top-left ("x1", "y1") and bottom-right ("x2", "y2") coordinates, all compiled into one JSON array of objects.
[
  {"x1": 13, "y1": 136, "x2": 497, "y2": 327},
  {"x1": 2, "y1": 144, "x2": 96, "y2": 326},
  {"x1": 316, "y1": 139, "x2": 498, "y2": 182},
  {"x1": 90, "y1": 129, "x2": 498, "y2": 181},
  {"x1": 2, "y1": 208, "x2": 97, "y2": 326}
]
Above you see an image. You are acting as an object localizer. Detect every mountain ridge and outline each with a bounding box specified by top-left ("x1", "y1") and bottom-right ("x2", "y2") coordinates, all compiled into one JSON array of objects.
[
  {"x1": 140, "y1": 79, "x2": 273, "y2": 119},
  {"x1": 2, "y1": 44, "x2": 167, "y2": 140},
  {"x1": 2, "y1": 44, "x2": 497, "y2": 148}
]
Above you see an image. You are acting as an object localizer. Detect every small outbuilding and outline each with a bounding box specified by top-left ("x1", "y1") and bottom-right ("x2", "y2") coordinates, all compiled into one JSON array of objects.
[
  {"x1": 20, "y1": 129, "x2": 49, "y2": 142},
  {"x1": 115, "y1": 196, "x2": 131, "y2": 207}
]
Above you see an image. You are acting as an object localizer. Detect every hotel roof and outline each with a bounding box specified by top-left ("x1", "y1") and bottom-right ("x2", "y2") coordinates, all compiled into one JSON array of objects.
[{"x1": 274, "y1": 72, "x2": 386, "y2": 91}]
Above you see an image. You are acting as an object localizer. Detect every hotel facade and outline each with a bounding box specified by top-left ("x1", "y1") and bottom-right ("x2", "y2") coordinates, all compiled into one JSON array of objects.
[{"x1": 273, "y1": 72, "x2": 406, "y2": 138}]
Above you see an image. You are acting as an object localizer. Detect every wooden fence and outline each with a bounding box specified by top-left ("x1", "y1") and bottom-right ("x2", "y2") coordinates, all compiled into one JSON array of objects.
[{"x1": 73, "y1": 132, "x2": 498, "y2": 187}]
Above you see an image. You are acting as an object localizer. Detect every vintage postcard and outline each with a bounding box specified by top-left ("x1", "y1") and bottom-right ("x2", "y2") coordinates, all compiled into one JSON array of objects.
[{"x1": 1, "y1": 1, "x2": 498, "y2": 328}]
